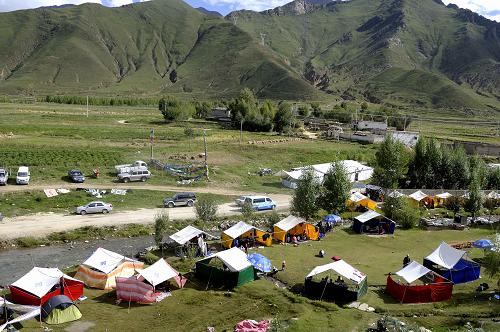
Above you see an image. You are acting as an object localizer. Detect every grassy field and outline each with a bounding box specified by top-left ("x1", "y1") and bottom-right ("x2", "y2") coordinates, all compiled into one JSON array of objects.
[{"x1": 3, "y1": 227, "x2": 498, "y2": 331}]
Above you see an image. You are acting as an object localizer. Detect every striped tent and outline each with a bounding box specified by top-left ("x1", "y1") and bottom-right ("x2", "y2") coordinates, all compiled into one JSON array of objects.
[{"x1": 74, "y1": 248, "x2": 144, "y2": 290}]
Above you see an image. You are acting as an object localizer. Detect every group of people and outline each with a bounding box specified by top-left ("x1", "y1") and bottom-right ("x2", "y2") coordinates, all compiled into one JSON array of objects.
[
  {"x1": 285, "y1": 233, "x2": 309, "y2": 244},
  {"x1": 233, "y1": 237, "x2": 256, "y2": 254}
]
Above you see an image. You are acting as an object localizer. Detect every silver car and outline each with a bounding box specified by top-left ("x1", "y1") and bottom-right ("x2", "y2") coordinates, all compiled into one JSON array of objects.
[
  {"x1": 76, "y1": 201, "x2": 113, "y2": 215},
  {"x1": 117, "y1": 170, "x2": 151, "y2": 183}
]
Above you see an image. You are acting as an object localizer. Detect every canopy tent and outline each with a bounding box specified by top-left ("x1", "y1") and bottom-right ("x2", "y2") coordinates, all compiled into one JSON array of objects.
[
  {"x1": 116, "y1": 259, "x2": 186, "y2": 304},
  {"x1": 9, "y1": 267, "x2": 84, "y2": 306},
  {"x1": 473, "y1": 239, "x2": 493, "y2": 249},
  {"x1": 169, "y1": 225, "x2": 214, "y2": 246},
  {"x1": 304, "y1": 260, "x2": 367, "y2": 304},
  {"x1": 281, "y1": 160, "x2": 374, "y2": 188},
  {"x1": 486, "y1": 191, "x2": 499, "y2": 199},
  {"x1": 40, "y1": 295, "x2": 81, "y2": 325},
  {"x1": 273, "y1": 215, "x2": 319, "y2": 242},
  {"x1": 0, "y1": 297, "x2": 40, "y2": 331},
  {"x1": 195, "y1": 247, "x2": 255, "y2": 288},
  {"x1": 423, "y1": 242, "x2": 480, "y2": 284},
  {"x1": 409, "y1": 191, "x2": 436, "y2": 208},
  {"x1": 74, "y1": 247, "x2": 144, "y2": 289},
  {"x1": 385, "y1": 261, "x2": 453, "y2": 303},
  {"x1": 352, "y1": 210, "x2": 396, "y2": 235},
  {"x1": 435, "y1": 192, "x2": 452, "y2": 207},
  {"x1": 323, "y1": 214, "x2": 341, "y2": 224},
  {"x1": 221, "y1": 221, "x2": 272, "y2": 249},
  {"x1": 347, "y1": 192, "x2": 377, "y2": 211}
]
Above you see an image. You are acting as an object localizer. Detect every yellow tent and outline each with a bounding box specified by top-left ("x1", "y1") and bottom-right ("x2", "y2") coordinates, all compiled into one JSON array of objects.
[
  {"x1": 273, "y1": 215, "x2": 319, "y2": 242},
  {"x1": 221, "y1": 221, "x2": 272, "y2": 249},
  {"x1": 347, "y1": 192, "x2": 377, "y2": 211}
]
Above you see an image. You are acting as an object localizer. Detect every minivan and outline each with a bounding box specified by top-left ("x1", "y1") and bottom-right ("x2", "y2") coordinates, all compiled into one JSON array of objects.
[
  {"x1": 243, "y1": 196, "x2": 276, "y2": 211},
  {"x1": 16, "y1": 166, "x2": 30, "y2": 185},
  {"x1": 117, "y1": 170, "x2": 151, "y2": 183}
]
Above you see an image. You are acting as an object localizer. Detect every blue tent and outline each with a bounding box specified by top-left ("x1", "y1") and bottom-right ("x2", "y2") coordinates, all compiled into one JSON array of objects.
[
  {"x1": 247, "y1": 253, "x2": 273, "y2": 273},
  {"x1": 473, "y1": 239, "x2": 493, "y2": 249},
  {"x1": 323, "y1": 215, "x2": 341, "y2": 224}
]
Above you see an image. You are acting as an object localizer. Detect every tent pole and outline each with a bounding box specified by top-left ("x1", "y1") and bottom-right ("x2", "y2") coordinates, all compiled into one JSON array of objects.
[
  {"x1": 205, "y1": 269, "x2": 213, "y2": 291},
  {"x1": 319, "y1": 275, "x2": 329, "y2": 301},
  {"x1": 400, "y1": 284, "x2": 408, "y2": 304}
]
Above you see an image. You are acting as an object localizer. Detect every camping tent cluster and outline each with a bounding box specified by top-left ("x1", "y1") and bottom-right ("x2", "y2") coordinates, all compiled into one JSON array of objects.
[{"x1": 281, "y1": 160, "x2": 374, "y2": 189}]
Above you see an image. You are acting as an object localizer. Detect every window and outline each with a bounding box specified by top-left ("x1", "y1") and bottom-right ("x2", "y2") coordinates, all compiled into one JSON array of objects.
[
  {"x1": 96, "y1": 203, "x2": 104, "y2": 207},
  {"x1": 254, "y1": 198, "x2": 265, "y2": 203},
  {"x1": 88, "y1": 203, "x2": 96, "y2": 208},
  {"x1": 266, "y1": 198, "x2": 272, "y2": 202}
]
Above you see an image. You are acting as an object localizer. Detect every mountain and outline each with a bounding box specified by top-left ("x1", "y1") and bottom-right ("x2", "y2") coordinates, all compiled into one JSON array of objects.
[
  {"x1": 195, "y1": 7, "x2": 222, "y2": 17},
  {"x1": 0, "y1": 0, "x2": 498, "y2": 112}
]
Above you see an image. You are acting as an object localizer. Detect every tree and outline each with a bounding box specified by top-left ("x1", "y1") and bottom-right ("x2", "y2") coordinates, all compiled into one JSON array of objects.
[
  {"x1": 393, "y1": 204, "x2": 420, "y2": 230},
  {"x1": 425, "y1": 138, "x2": 442, "y2": 188},
  {"x1": 319, "y1": 161, "x2": 350, "y2": 214},
  {"x1": 194, "y1": 101, "x2": 212, "y2": 119},
  {"x1": 487, "y1": 167, "x2": 500, "y2": 190},
  {"x1": 450, "y1": 147, "x2": 470, "y2": 189},
  {"x1": 274, "y1": 102, "x2": 294, "y2": 133},
  {"x1": 484, "y1": 198, "x2": 499, "y2": 221},
  {"x1": 407, "y1": 137, "x2": 427, "y2": 188},
  {"x1": 154, "y1": 211, "x2": 169, "y2": 251},
  {"x1": 291, "y1": 167, "x2": 320, "y2": 220},
  {"x1": 482, "y1": 237, "x2": 500, "y2": 288},
  {"x1": 360, "y1": 102, "x2": 368, "y2": 111},
  {"x1": 464, "y1": 171, "x2": 483, "y2": 219},
  {"x1": 195, "y1": 196, "x2": 218, "y2": 222},
  {"x1": 373, "y1": 135, "x2": 409, "y2": 189},
  {"x1": 445, "y1": 196, "x2": 462, "y2": 217},
  {"x1": 382, "y1": 195, "x2": 406, "y2": 220},
  {"x1": 469, "y1": 155, "x2": 488, "y2": 188},
  {"x1": 159, "y1": 96, "x2": 194, "y2": 122},
  {"x1": 241, "y1": 200, "x2": 255, "y2": 222}
]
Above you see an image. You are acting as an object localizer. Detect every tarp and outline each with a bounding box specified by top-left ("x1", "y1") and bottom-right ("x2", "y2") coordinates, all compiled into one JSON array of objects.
[
  {"x1": 323, "y1": 214, "x2": 341, "y2": 224},
  {"x1": 169, "y1": 226, "x2": 212, "y2": 245},
  {"x1": 139, "y1": 259, "x2": 185, "y2": 288},
  {"x1": 395, "y1": 261, "x2": 432, "y2": 284},
  {"x1": 116, "y1": 277, "x2": 159, "y2": 304},
  {"x1": 306, "y1": 260, "x2": 366, "y2": 284},
  {"x1": 0, "y1": 297, "x2": 40, "y2": 332},
  {"x1": 274, "y1": 215, "x2": 306, "y2": 232},
  {"x1": 425, "y1": 242, "x2": 465, "y2": 269},
  {"x1": 473, "y1": 239, "x2": 493, "y2": 249},
  {"x1": 354, "y1": 210, "x2": 381, "y2": 223},
  {"x1": 386, "y1": 274, "x2": 453, "y2": 304},
  {"x1": 204, "y1": 247, "x2": 251, "y2": 272},
  {"x1": 235, "y1": 320, "x2": 270, "y2": 332},
  {"x1": 247, "y1": 253, "x2": 273, "y2": 273},
  {"x1": 409, "y1": 190, "x2": 427, "y2": 202},
  {"x1": 11, "y1": 268, "x2": 74, "y2": 298},
  {"x1": 80, "y1": 247, "x2": 138, "y2": 274}
]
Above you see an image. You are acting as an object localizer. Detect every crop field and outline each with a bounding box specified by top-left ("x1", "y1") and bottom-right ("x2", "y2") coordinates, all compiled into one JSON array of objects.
[{"x1": 2, "y1": 227, "x2": 498, "y2": 332}]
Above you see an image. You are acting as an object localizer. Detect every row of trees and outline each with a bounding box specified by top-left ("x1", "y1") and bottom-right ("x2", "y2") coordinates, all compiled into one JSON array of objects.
[
  {"x1": 44, "y1": 95, "x2": 160, "y2": 106},
  {"x1": 374, "y1": 136, "x2": 500, "y2": 190}
]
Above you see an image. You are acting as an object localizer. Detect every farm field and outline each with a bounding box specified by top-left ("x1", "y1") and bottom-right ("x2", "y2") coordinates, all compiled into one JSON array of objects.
[{"x1": 2, "y1": 227, "x2": 498, "y2": 331}]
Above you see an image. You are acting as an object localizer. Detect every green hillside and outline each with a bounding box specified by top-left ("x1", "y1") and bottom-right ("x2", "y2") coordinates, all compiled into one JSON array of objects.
[{"x1": 0, "y1": 0, "x2": 498, "y2": 111}]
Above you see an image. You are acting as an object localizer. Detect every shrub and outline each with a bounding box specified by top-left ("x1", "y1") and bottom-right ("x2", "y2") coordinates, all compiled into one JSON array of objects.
[
  {"x1": 241, "y1": 200, "x2": 255, "y2": 221},
  {"x1": 195, "y1": 196, "x2": 218, "y2": 222},
  {"x1": 154, "y1": 211, "x2": 169, "y2": 247},
  {"x1": 394, "y1": 205, "x2": 420, "y2": 230}
]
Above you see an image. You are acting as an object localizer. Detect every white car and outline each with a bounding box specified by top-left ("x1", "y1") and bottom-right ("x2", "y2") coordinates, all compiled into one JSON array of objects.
[
  {"x1": 76, "y1": 201, "x2": 113, "y2": 215},
  {"x1": 16, "y1": 166, "x2": 30, "y2": 185},
  {"x1": 235, "y1": 196, "x2": 251, "y2": 206}
]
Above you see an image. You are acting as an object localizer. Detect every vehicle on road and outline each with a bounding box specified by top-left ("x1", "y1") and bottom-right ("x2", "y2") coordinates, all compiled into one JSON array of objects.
[
  {"x1": 16, "y1": 166, "x2": 30, "y2": 185},
  {"x1": 235, "y1": 196, "x2": 251, "y2": 206},
  {"x1": 0, "y1": 168, "x2": 8, "y2": 185},
  {"x1": 76, "y1": 201, "x2": 113, "y2": 215},
  {"x1": 115, "y1": 160, "x2": 148, "y2": 174},
  {"x1": 243, "y1": 196, "x2": 276, "y2": 211},
  {"x1": 164, "y1": 192, "x2": 197, "y2": 208},
  {"x1": 117, "y1": 170, "x2": 151, "y2": 183},
  {"x1": 68, "y1": 169, "x2": 86, "y2": 183}
]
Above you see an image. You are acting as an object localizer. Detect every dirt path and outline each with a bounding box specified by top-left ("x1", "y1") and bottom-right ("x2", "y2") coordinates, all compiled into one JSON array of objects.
[{"x1": 0, "y1": 195, "x2": 291, "y2": 240}]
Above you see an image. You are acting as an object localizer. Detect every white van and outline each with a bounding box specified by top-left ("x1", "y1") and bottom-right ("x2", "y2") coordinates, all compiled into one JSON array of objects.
[{"x1": 16, "y1": 166, "x2": 30, "y2": 185}]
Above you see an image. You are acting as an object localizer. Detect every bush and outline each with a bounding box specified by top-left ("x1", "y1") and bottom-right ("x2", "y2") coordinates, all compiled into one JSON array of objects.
[
  {"x1": 195, "y1": 196, "x2": 218, "y2": 222},
  {"x1": 267, "y1": 211, "x2": 281, "y2": 228},
  {"x1": 142, "y1": 251, "x2": 160, "y2": 265},
  {"x1": 154, "y1": 211, "x2": 169, "y2": 246},
  {"x1": 393, "y1": 205, "x2": 420, "y2": 230},
  {"x1": 241, "y1": 200, "x2": 255, "y2": 221}
]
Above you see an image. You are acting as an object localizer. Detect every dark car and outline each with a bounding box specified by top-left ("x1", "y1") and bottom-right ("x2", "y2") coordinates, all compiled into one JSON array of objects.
[
  {"x1": 163, "y1": 192, "x2": 197, "y2": 208},
  {"x1": 68, "y1": 169, "x2": 85, "y2": 183}
]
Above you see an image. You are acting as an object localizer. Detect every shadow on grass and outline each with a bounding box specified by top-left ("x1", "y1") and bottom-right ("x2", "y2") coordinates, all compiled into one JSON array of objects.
[{"x1": 261, "y1": 182, "x2": 284, "y2": 189}]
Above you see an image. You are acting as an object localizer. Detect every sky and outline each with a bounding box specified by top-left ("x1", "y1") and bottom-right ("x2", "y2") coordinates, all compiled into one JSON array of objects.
[{"x1": 0, "y1": 0, "x2": 498, "y2": 21}]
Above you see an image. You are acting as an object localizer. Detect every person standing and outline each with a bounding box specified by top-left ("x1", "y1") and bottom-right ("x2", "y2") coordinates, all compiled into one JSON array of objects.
[{"x1": 403, "y1": 254, "x2": 411, "y2": 267}]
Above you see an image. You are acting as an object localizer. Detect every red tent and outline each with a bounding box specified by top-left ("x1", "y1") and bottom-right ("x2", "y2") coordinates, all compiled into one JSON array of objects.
[
  {"x1": 9, "y1": 267, "x2": 84, "y2": 306},
  {"x1": 385, "y1": 261, "x2": 453, "y2": 303}
]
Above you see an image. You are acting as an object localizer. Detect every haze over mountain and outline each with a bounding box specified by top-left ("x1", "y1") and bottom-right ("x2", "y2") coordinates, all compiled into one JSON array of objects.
[{"x1": 0, "y1": 0, "x2": 498, "y2": 112}]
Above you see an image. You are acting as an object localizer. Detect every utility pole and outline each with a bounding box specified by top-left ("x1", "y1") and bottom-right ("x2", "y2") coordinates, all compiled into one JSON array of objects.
[
  {"x1": 150, "y1": 128, "x2": 154, "y2": 161},
  {"x1": 203, "y1": 129, "x2": 210, "y2": 181}
]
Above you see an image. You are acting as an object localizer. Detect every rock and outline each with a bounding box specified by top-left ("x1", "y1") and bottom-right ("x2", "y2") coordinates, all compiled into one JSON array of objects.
[
  {"x1": 84, "y1": 240, "x2": 89, "y2": 243},
  {"x1": 358, "y1": 303, "x2": 369, "y2": 311},
  {"x1": 348, "y1": 302, "x2": 361, "y2": 309},
  {"x1": 367, "y1": 307, "x2": 375, "y2": 312}
]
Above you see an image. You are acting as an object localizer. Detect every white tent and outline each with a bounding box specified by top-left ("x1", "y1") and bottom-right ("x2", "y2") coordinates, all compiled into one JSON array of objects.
[
  {"x1": 169, "y1": 225, "x2": 213, "y2": 245},
  {"x1": 10, "y1": 267, "x2": 79, "y2": 299},
  {"x1": 349, "y1": 192, "x2": 368, "y2": 203},
  {"x1": 409, "y1": 190, "x2": 428, "y2": 202},
  {"x1": 138, "y1": 259, "x2": 179, "y2": 287},
  {"x1": 205, "y1": 247, "x2": 251, "y2": 272},
  {"x1": 274, "y1": 215, "x2": 306, "y2": 232},
  {"x1": 487, "y1": 191, "x2": 500, "y2": 199},
  {"x1": 0, "y1": 297, "x2": 41, "y2": 332},
  {"x1": 354, "y1": 210, "x2": 381, "y2": 223},
  {"x1": 395, "y1": 261, "x2": 433, "y2": 284},
  {"x1": 435, "y1": 192, "x2": 452, "y2": 199},
  {"x1": 388, "y1": 191, "x2": 405, "y2": 198},
  {"x1": 82, "y1": 248, "x2": 138, "y2": 274},
  {"x1": 306, "y1": 260, "x2": 366, "y2": 284},
  {"x1": 223, "y1": 221, "x2": 262, "y2": 239},
  {"x1": 425, "y1": 242, "x2": 465, "y2": 269}
]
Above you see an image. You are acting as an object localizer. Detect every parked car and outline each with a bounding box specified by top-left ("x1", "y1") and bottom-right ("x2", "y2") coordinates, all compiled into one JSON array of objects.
[
  {"x1": 117, "y1": 170, "x2": 151, "y2": 183},
  {"x1": 16, "y1": 166, "x2": 30, "y2": 185},
  {"x1": 76, "y1": 201, "x2": 113, "y2": 215},
  {"x1": 164, "y1": 192, "x2": 197, "y2": 208},
  {"x1": 115, "y1": 160, "x2": 148, "y2": 175},
  {"x1": 243, "y1": 196, "x2": 276, "y2": 211},
  {"x1": 0, "y1": 168, "x2": 8, "y2": 185},
  {"x1": 68, "y1": 169, "x2": 85, "y2": 183}
]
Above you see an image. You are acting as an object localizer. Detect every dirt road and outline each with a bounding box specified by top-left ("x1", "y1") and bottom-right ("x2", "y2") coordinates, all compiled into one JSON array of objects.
[{"x1": 0, "y1": 195, "x2": 291, "y2": 240}]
